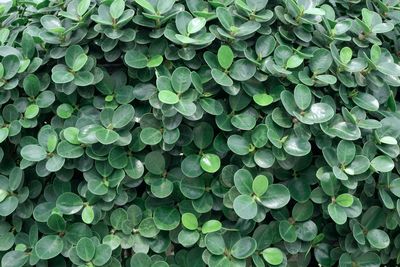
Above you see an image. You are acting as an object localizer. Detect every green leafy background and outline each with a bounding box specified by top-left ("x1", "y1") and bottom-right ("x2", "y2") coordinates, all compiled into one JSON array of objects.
[{"x1": 0, "y1": 0, "x2": 399, "y2": 266}]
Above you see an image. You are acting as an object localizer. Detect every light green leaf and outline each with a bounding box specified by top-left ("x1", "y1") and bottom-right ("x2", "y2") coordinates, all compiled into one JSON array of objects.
[
  {"x1": 218, "y1": 45, "x2": 234, "y2": 69},
  {"x1": 262, "y1": 248, "x2": 284, "y2": 265},
  {"x1": 200, "y1": 153, "x2": 221, "y2": 173}
]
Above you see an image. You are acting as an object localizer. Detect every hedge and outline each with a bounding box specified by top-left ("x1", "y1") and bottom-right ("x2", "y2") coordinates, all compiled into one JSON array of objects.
[{"x1": 0, "y1": 0, "x2": 400, "y2": 266}]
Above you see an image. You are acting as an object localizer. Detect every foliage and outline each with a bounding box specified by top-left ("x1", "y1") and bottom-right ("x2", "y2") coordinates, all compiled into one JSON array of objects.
[{"x1": 0, "y1": 0, "x2": 400, "y2": 266}]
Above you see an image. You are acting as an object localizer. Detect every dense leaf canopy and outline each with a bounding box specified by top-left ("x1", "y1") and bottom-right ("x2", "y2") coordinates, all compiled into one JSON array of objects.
[{"x1": 0, "y1": 0, "x2": 400, "y2": 266}]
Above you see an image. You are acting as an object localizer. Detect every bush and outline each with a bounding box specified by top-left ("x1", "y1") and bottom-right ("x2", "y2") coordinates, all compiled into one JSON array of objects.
[{"x1": 0, "y1": 0, "x2": 400, "y2": 266}]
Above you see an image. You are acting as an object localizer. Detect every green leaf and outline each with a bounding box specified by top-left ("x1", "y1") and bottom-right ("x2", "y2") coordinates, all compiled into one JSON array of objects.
[
  {"x1": 178, "y1": 229, "x2": 199, "y2": 247},
  {"x1": 92, "y1": 244, "x2": 112, "y2": 266},
  {"x1": 52, "y1": 70, "x2": 74, "y2": 84},
  {"x1": 41, "y1": 15, "x2": 64, "y2": 33},
  {"x1": 139, "y1": 217, "x2": 159, "y2": 238},
  {"x1": 21, "y1": 144, "x2": 47, "y2": 162},
  {"x1": 202, "y1": 220, "x2": 222, "y2": 234},
  {"x1": 259, "y1": 184, "x2": 291, "y2": 209},
  {"x1": 57, "y1": 140, "x2": 84, "y2": 158},
  {"x1": 353, "y1": 93, "x2": 379, "y2": 111},
  {"x1": 337, "y1": 140, "x2": 355, "y2": 165},
  {"x1": 367, "y1": 229, "x2": 390, "y2": 249},
  {"x1": 390, "y1": 178, "x2": 400, "y2": 197},
  {"x1": 82, "y1": 206, "x2": 94, "y2": 224},
  {"x1": 256, "y1": 150, "x2": 275, "y2": 168},
  {"x1": 56, "y1": 192, "x2": 83, "y2": 215},
  {"x1": 175, "y1": 34, "x2": 197, "y2": 44},
  {"x1": 344, "y1": 155, "x2": 370, "y2": 175},
  {"x1": 77, "y1": 0, "x2": 90, "y2": 16},
  {"x1": 187, "y1": 17, "x2": 206, "y2": 34},
  {"x1": 336, "y1": 193, "x2": 354, "y2": 207},
  {"x1": 340, "y1": 47, "x2": 352, "y2": 64},
  {"x1": 310, "y1": 48, "x2": 332, "y2": 74},
  {"x1": 65, "y1": 45, "x2": 85, "y2": 70},
  {"x1": 158, "y1": 90, "x2": 179, "y2": 105},
  {"x1": 377, "y1": 62, "x2": 400, "y2": 76},
  {"x1": 296, "y1": 103, "x2": 334, "y2": 124},
  {"x1": 63, "y1": 127, "x2": 79, "y2": 145},
  {"x1": 125, "y1": 51, "x2": 148, "y2": 69},
  {"x1": 215, "y1": 6, "x2": 232, "y2": 28},
  {"x1": 0, "y1": 196, "x2": 18, "y2": 216},
  {"x1": 140, "y1": 127, "x2": 162, "y2": 145},
  {"x1": 262, "y1": 248, "x2": 284, "y2": 265},
  {"x1": 286, "y1": 54, "x2": 303, "y2": 68},
  {"x1": 88, "y1": 180, "x2": 108, "y2": 195},
  {"x1": 157, "y1": 0, "x2": 174, "y2": 13},
  {"x1": 218, "y1": 45, "x2": 234, "y2": 69},
  {"x1": 279, "y1": 220, "x2": 297, "y2": 243},
  {"x1": 174, "y1": 101, "x2": 196, "y2": 116},
  {"x1": 294, "y1": 84, "x2": 311, "y2": 110},
  {"x1": 256, "y1": 35, "x2": 276, "y2": 58},
  {"x1": 57, "y1": 103, "x2": 74, "y2": 119},
  {"x1": 144, "y1": 151, "x2": 165, "y2": 175},
  {"x1": 234, "y1": 169, "x2": 253, "y2": 195},
  {"x1": 199, "y1": 98, "x2": 223, "y2": 115},
  {"x1": 38, "y1": 92, "x2": 56, "y2": 110},
  {"x1": 76, "y1": 237, "x2": 95, "y2": 261},
  {"x1": 182, "y1": 213, "x2": 198, "y2": 230},
  {"x1": 304, "y1": 7, "x2": 325, "y2": 15},
  {"x1": 370, "y1": 155, "x2": 394, "y2": 173},
  {"x1": 130, "y1": 253, "x2": 152, "y2": 267},
  {"x1": 35, "y1": 235, "x2": 64, "y2": 260},
  {"x1": 112, "y1": 104, "x2": 135, "y2": 129},
  {"x1": 205, "y1": 232, "x2": 225, "y2": 255},
  {"x1": 231, "y1": 113, "x2": 256, "y2": 130},
  {"x1": 253, "y1": 93, "x2": 273, "y2": 106},
  {"x1": 252, "y1": 175, "x2": 269, "y2": 197},
  {"x1": 110, "y1": 0, "x2": 125, "y2": 19},
  {"x1": 330, "y1": 121, "x2": 361, "y2": 141},
  {"x1": 151, "y1": 179, "x2": 173, "y2": 198},
  {"x1": 229, "y1": 59, "x2": 256, "y2": 81},
  {"x1": 193, "y1": 122, "x2": 214, "y2": 149},
  {"x1": 372, "y1": 23, "x2": 394, "y2": 33},
  {"x1": 0, "y1": 188, "x2": 8, "y2": 202},
  {"x1": 181, "y1": 155, "x2": 203, "y2": 178},
  {"x1": 1, "y1": 251, "x2": 29, "y2": 267},
  {"x1": 211, "y1": 68, "x2": 233, "y2": 86},
  {"x1": 280, "y1": 90, "x2": 296, "y2": 115},
  {"x1": 23, "y1": 74, "x2": 40, "y2": 97},
  {"x1": 135, "y1": 0, "x2": 155, "y2": 13},
  {"x1": 328, "y1": 203, "x2": 347, "y2": 225},
  {"x1": 48, "y1": 213, "x2": 66, "y2": 232},
  {"x1": 283, "y1": 134, "x2": 311, "y2": 156},
  {"x1": 231, "y1": 237, "x2": 257, "y2": 259},
  {"x1": 171, "y1": 67, "x2": 191, "y2": 93},
  {"x1": 200, "y1": 153, "x2": 221, "y2": 173},
  {"x1": 153, "y1": 207, "x2": 180, "y2": 231},
  {"x1": 96, "y1": 128, "x2": 120, "y2": 145},
  {"x1": 369, "y1": 46, "x2": 382, "y2": 63},
  {"x1": 227, "y1": 135, "x2": 250, "y2": 155},
  {"x1": 147, "y1": 55, "x2": 163, "y2": 68},
  {"x1": 72, "y1": 54, "x2": 88, "y2": 72},
  {"x1": 0, "y1": 128, "x2": 8, "y2": 143},
  {"x1": 25, "y1": 104, "x2": 39, "y2": 119},
  {"x1": 233, "y1": 194, "x2": 257, "y2": 219},
  {"x1": 252, "y1": 124, "x2": 269, "y2": 147}
]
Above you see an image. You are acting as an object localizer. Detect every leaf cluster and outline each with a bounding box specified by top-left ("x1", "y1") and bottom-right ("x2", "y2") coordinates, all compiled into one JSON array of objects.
[{"x1": 0, "y1": 0, "x2": 400, "y2": 267}]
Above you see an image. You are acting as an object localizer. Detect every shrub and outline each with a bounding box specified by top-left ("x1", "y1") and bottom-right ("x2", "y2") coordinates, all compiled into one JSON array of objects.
[{"x1": 0, "y1": 0, "x2": 400, "y2": 266}]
